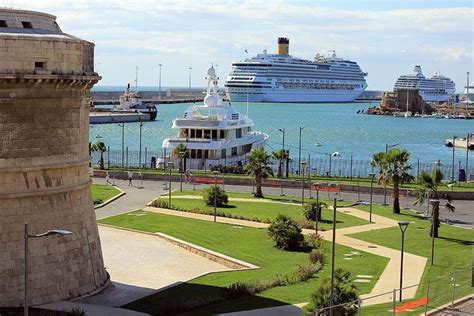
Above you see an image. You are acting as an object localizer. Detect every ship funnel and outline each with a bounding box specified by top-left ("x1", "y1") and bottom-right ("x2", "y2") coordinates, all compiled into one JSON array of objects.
[{"x1": 277, "y1": 37, "x2": 289, "y2": 55}]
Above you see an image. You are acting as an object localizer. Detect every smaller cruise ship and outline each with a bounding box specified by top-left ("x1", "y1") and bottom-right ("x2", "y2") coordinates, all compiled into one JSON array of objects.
[
  {"x1": 162, "y1": 66, "x2": 268, "y2": 170},
  {"x1": 394, "y1": 66, "x2": 455, "y2": 103}
]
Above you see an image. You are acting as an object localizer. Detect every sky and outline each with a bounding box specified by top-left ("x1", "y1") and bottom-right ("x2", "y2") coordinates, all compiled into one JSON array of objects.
[{"x1": 4, "y1": 0, "x2": 473, "y2": 91}]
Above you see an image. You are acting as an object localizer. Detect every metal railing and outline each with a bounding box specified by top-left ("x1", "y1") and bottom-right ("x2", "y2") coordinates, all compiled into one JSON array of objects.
[{"x1": 91, "y1": 148, "x2": 474, "y2": 181}]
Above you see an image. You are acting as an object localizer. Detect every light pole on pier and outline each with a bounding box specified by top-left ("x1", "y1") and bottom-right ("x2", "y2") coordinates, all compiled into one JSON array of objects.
[
  {"x1": 118, "y1": 123, "x2": 125, "y2": 169},
  {"x1": 158, "y1": 64, "x2": 163, "y2": 99},
  {"x1": 301, "y1": 161, "x2": 307, "y2": 206},
  {"x1": 451, "y1": 135, "x2": 456, "y2": 182},
  {"x1": 188, "y1": 67, "x2": 192, "y2": 90}
]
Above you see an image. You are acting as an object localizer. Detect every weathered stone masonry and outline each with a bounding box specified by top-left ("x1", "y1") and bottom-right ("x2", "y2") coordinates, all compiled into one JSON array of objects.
[{"x1": 0, "y1": 8, "x2": 108, "y2": 307}]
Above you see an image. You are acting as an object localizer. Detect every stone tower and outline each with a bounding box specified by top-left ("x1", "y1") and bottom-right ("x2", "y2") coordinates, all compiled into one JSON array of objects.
[{"x1": 0, "y1": 9, "x2": 108, "y2": 307}]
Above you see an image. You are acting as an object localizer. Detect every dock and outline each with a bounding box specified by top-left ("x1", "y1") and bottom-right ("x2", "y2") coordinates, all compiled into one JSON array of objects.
[{"x1": 89, "y1": 111, "x2": 150, "y2": 124}]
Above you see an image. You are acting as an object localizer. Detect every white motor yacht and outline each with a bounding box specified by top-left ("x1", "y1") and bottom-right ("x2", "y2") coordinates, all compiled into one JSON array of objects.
[{"x1": 162, "y1": 66, "x2": 268, "y2": 170}]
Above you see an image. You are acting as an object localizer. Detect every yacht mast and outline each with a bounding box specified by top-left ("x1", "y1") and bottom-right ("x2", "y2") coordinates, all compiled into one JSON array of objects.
[{"x1": 135, "y1": 66, "x2": 138, "y2": 92}]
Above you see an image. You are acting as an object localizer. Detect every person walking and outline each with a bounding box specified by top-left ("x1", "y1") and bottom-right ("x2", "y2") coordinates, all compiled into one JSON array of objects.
[
  {"x1": 105, "y1": 170, "x2": 112, "y2": 185},
  {"x1": 127, "y1": 170, "x2": 133, "y2": 186}
]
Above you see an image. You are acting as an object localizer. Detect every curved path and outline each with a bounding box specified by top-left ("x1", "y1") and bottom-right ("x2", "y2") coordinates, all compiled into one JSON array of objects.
[{"x1": 144, "y1": 195, "x2": 428, "y2": 306}]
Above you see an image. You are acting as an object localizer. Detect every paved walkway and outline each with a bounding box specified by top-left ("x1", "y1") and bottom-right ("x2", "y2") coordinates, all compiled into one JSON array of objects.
[{"x1": 144, "y1": 204, "x2": 427, "y2": 306}]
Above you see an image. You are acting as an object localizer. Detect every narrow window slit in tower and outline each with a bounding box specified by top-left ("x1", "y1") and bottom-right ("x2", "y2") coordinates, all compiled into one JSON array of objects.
[{"x1": 22, "y1": 21, "x2": 33, "y2": 28}]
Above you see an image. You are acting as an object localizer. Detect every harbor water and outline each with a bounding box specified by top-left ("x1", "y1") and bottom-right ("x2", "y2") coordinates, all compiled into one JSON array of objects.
[{"x1": 89, "y1": 101, "x2": 473, "y2": 167}]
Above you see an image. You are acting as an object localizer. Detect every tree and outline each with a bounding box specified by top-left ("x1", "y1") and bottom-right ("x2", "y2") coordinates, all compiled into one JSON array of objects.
[
  {"x1": 91, "y1": 141, "x2": 106, "y2": 170},
  {"x1": 303, "y1": 201, "x2": 328, "y2": 222},
  {"x1": 203, "y1": 186, "x2": 228, "y2": 207},
  {"x1": 371, "y1": 148, "x2": 415, "y2": 214},
  {"x1": 304, "y1": 268, "x2": 359, "y2": 315},
  {"x1": 244, "y1": 147, "x2": 274, "y2": 198},
  {"x1": 414, "y1": 169, "x2": 455, "y2": 237},
  {"x1": 268, "y1": 215, "x2": 304, "y2": 250},
  {"x1": 174, "y1": 143, "x2": 187, "y2": 172},
  {"x1": 272, "y1": 149, "x2": 287, "y2": 178}
]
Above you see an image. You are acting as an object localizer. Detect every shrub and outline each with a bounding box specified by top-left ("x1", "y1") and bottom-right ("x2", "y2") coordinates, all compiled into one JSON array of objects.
[
  {"x1": 151, "y1": 199, "x2": 169, "y2": 209},
  {"x1": 304, "y1": 268, "x2": 359, "y2": 315},
  {"x1": 303, "y1": 201, "x2": 327, "y2": 221},
  {"x1": 307, "y1": 233, "x2": 324, "y2": 250},
  {"x1": 203, "y1": 186, "x2": 229, "y2": 207},
  {"x1": 93, "y1": 198, "x2": 103, "y2": 205},
  {"x1": 268, "y1": 215, "x2": 304, "y2": 250},
  {"x1": 296, "y1": 219, "x2": 315, "y2": 230},
  {"x1": 68, "y1": 307, "x2": 88, "y2": 316},
  {"x1": 295, "y1": 264, "x2": 321, "y2": 282},
  {"x1": 309, "y1": 249, "x2": 324, "y2": 264}
]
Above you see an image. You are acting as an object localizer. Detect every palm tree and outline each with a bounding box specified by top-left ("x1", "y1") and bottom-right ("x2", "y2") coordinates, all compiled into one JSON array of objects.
[
  {"x1": 174, "y1": 143, "x2": 187, "y2": 172},
  {"x1": 414, "y1": 169, "x2": 455, "y2": 237},
  {"x1": 91, "y1": 141, "x2": 106, "y2": 170},
  {"x1": 245, "y1": 147, "x2": 274, "y2": 198},
  {"x1": 272, "y1": 149, "x2": 287, "y2": 178},
  {"x1": 371, "y1": 148, "x2": 414, "y2": 214}
]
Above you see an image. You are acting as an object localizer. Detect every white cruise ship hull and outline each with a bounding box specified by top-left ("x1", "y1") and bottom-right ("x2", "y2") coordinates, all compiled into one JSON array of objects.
[{"x1": 227, "y1": 88, "x2": 365, "y2": 103}]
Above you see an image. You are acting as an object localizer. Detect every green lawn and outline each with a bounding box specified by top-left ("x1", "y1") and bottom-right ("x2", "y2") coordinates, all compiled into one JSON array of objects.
[
  {"x1": 91, "y1": 184, "x2": 121, "y2": 205},
  {"x1": 159, "y1": 190, "x2": 369, "y2": 230},
  {"x1": 349, "y1": 204, "x2": 473, "y2": 314},
  {"x1": 99, "y1": 211, "x2": 389, "y2": 315}
]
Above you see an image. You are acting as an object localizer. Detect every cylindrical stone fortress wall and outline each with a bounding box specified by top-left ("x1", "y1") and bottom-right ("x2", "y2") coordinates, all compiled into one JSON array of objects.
[{"x1": 0, "y1": 8, "x2": 108, "y2": 307}]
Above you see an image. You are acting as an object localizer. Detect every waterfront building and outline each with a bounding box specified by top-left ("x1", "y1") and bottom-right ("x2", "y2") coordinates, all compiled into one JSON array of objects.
[
  {"x1": 394, "y1": 65, "x2": 456, "y2": 103},
  {"x1": 225, "y1": 37, "x2": 368, "y2": 103},
  {"x1": 162, "y1": 66, "x2": 268, "y2": 169},
  {"x1": 0, "y1": 8, "x2": 108, "y2": 307}
]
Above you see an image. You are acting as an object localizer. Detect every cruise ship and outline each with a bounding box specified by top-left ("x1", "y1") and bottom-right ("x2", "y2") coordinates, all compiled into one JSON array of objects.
[
  {"x1": 393, "y1": 66, "x2": 455, "y2": 103},
  {"x1": 224, "y1": 38, "x2": 368, "y2": 103}
]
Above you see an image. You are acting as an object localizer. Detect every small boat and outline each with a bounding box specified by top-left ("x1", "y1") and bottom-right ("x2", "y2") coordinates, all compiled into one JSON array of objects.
[
  {"x1": 315, "y1": 142, "x2": 323, "y2": 147},
  {"x1": 393, "y1": 111, "x2": 405, "y2": 117},
  {"x1": 432, "y1": 113, "x2": 444, "y2": 119},
  {"x1": 445, "y1": 137, "x2": 474, "y2": 150},
  {"x1": 404, "y1": 111, "x2": 413, "y2": 117},
  {"x1": 95, "y1": 134, "x2": 102, "y2": 139}
]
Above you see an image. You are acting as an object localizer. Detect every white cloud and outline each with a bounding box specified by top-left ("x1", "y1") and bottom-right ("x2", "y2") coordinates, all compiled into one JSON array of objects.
[{"x1": 1, "y1": 0, "x2": 472, "y2": 89}]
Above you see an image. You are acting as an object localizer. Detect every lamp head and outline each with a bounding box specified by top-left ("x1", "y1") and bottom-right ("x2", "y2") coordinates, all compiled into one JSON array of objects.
[{"x1": 398, "y1": 221, "x2": 410, "y2": 233}]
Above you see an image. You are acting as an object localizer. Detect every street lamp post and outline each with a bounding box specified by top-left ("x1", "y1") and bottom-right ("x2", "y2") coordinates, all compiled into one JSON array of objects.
[
  {"x1": 24, "y1": 224, "x2": 72, "y2": 316},
  {"x1": 298, "y1": 126, "x2": 304, "y2": 174},
  {"x1": 451, "y1": 135, "x2": 456, "y2": 182},
  {"x1": 188, "y1": 67, "x2": 192, "y2": 90},
  {"x1": 118, "y1": 123, "x2": 125, "y2": 169},
  {"x1": 301, "y1": 161, "x2": 307, "y2": 205},
  {"x1": 398, "y1": 221, "x2": 410, "y2": 302},
  {"x1": 278, "y1": 128, "x2": 285, "y2": 177},
  {"x1": 329, "y1": 197, "x2": 337, "y2": 316},
  {"x1": 315, "y1": 182, "x2": 320, "y2": 233},
  {"x1": 429, "y1": 199, "x2": 440, "y2": 266},
  {"x1": 467, "y1": 133, "x2": 471, "y2": 182},
  {"x1": 138, "y1": 121, "x2": 144, "y2": 168},
  {"x1": 369, "y1": 173, "x2": 375, "y2": 223},
  {"x1": 168, "y1": 162, "x2": 173, "y2": 207},
  {"x1": 213, "y1": 171, "x2": 220, "y2": 222}
]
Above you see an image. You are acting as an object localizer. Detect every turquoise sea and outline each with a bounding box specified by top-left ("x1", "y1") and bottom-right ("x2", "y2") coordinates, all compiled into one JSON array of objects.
[{"x1": 89, "y1": 101, "x2": 473, "y2": 166}]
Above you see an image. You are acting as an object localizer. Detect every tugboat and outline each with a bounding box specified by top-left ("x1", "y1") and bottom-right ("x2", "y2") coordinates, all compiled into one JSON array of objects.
[
  {"x1": 162, "y1": 66, "x2": 268, "y2": 170},
  {"x1": 115, "y1": 83, "x2": 158, "y2": 121}
]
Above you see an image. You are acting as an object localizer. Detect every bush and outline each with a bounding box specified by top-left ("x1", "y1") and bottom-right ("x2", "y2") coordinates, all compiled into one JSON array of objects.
[
  {"x1": 295, "y1": 264, "x2": 321, "y2": 282},
  {"x1": 203, "y1": 186, "x2": 229, "y2": 207},
  {"x1": 68, "y1": 307, "x2": 88, "y2": 316},
  {"x1": 304, "y1": 268, "x2": 359, "y2": 315},
  {"x1": 309, "y1": 249, "x2": 324, "y2": 264},
  {"x1": 307, "y1": 233, "x2": 324, "y2": 250},
  {"x1": 268, "y1": 215, "x2": 304, "y2": 250},
  {"x1": 210, "y1": 164, "x2": 244, "y2": 174},
  {"x1": 93, "y1": 198, "x2": 103, "y2": 205},
  {"x1": 303, "y1": 201, "x2": 327, "y2": 221},
  {"x1": 296, "y1": 219, "x2": 315, "y2": 230},
  {"x1": 151, "y1": 199, "x2": 169, "y2": 209}
]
